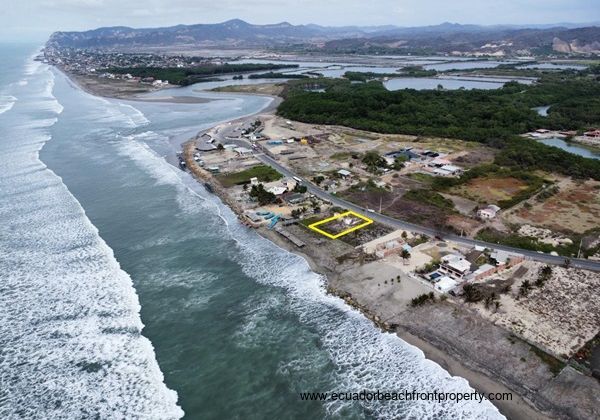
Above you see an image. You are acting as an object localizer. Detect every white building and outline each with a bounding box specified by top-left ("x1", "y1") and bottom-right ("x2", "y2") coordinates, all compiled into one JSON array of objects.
[
  {"x1": 267, "y1": 186, "x2": 287, "y2": 196},
  {"x1": 234, "y1": 147, "x2": 253, "y2": 156},
  {"x1": 337, "y1": 169, "x2": 352, "y2": 178},
  {"x1": 477, "y1": 204, "x2": 501, "y2": 220},
  {"x1": 439, "y1": 254, "x2": 471, "y2": 279},
  {"x1": 436, "y1": 276, "x2": 459, "y2": 293}
]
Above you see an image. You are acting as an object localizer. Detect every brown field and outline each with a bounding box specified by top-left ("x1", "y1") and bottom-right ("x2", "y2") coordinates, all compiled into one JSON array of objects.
[
  {"x1": 446, "y1": 214, "x2": 481, "y2": 236},
  {"x1": 452, "y1": 177, "x2": 529, "y2": 204},
  {"x1": 504, "y1": 179, "x2": 600, "y2": 234},
  {"x1": 341, "y1": 189, "x2": 451, "y2": 229}
]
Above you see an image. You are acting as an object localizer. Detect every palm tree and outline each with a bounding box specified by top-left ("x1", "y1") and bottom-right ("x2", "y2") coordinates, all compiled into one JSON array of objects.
[
  {"x1": 400, "y1": 249, "x2": 411, "y2": 264},
  {"x1": 541, "y1": 265, "x2": 553, "y2": 278}
]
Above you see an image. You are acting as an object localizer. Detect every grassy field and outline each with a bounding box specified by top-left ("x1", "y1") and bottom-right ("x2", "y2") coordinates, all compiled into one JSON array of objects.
[{"x1": 217, "y1": 165, "x2": 282, "y2": 187}]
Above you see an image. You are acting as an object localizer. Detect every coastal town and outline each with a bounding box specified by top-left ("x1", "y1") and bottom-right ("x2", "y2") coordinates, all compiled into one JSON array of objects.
[
  {"x1": 38, "y1": 29, "x2": 600, "y2": 420},
  {"x1": 178, "y1": 104, "x2": 600, "y2": 416}
]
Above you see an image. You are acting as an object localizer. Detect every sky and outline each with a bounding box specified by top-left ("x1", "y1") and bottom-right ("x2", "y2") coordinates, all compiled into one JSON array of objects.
[{"x1": 1, "y1": 0, "x2": 599, "y2": 41}]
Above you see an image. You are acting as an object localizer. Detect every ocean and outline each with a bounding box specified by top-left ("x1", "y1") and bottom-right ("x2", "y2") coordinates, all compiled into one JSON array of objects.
[{"x1": 0, "y1": 43, "x2": 504, "y2": 419}]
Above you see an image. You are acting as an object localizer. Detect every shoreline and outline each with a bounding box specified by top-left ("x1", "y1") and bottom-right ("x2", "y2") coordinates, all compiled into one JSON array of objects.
[
  {"x1": 61, "y1": 69, "x2": 215, "y2": 104},
  {"x1": 178, "y1": 106, "x2": 600, "y2": 420},
  {"x1": 179, "y1": 123, "x2": 550, "y2": 419},
  {"x1": 58, "y1": 67, "x2": 596, "y2": 419},
  {"x1": 257, "y1": 228, "x2": 550, "y2": 420}
]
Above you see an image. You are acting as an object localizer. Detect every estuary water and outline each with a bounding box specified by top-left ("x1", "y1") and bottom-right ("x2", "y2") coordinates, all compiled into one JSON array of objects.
[{"x1": 0, "y1": 44, "x2": 504, "y2": 419}]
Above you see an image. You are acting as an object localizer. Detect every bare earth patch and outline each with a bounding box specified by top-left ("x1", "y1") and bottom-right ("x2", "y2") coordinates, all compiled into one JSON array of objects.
[
  {"x1": 452, "y1": 176, "x2": 529, "y2": 204},
  {"x1": 477, "y1": 262, "x2": 600, "y2": 358},
  {"x1": 504, "y1": 178, "x2": 600, "y2": 234}
]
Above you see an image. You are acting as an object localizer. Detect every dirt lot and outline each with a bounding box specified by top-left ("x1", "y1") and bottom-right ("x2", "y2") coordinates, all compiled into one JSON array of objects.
[
  {"x1": 504, "y1": 178, "x2": 600, "y2": 234},
  {"x1": 341, "y1": 189, "x2": 451, "y2": 229},
  {"x1": 474, "y1": 262, "x2": 600, "y2": 359},
  {"x1": 452, "y1": 176, "x2": 530, "y2": 204}
]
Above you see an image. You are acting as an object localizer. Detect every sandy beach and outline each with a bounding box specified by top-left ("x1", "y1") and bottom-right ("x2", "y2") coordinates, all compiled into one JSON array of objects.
[{"x1": 64, "y1": 71, "x2": 215, "y2": 104}]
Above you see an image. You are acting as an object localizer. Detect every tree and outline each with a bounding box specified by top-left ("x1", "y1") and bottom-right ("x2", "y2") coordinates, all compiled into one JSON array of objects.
[
  {"x1": 294, "y1": 184, "x2": 308, "y2": 193},
  {"x1": 518, "y1": 280, "x2": 532, "y2": 298},
  {"x1": 401, "y1": 231, "x2": 408, "y2": 240},
  {"x1": 216, "y1": 143, "x2": 224, "y2": 151},
  {"x1": 400, "y1": 249, "x2": 411, "y2": 264},
  {"x1": 393, "y1": 155, "x2": 408, "y2": 170},
  {"x1": 312, "y1": 175, "x2": 325, "y2": 185},
  {"x1": 362, "y1": 151, "x2": 386, "y2": 172},
  {"x1": 249, "y1": 184, "x2": 276, "y2": 205},
  {"x1": 535, "y1": 265, "x2": 553, "y2": 287},
  {"x1": 484, "y1": 293, "x2": 499, "y2": 309},
  {"x1": 463, "y1": 284, "x2": 483, "y2": 303}
]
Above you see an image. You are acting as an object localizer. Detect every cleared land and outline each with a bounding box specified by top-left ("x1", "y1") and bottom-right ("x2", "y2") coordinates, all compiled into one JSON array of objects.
[
  {"x1": 476, "y1": 262, "x2": 600, "y2": 359},
  {"x1": 308, "y1": 211, "x2": 373, "y2": 239},
  {"x1": 504, "y1": 178, "x2": 600, "y2": 234},
  {"x1": 452, "y1": 176, "x2": 530, "y2": 204}
]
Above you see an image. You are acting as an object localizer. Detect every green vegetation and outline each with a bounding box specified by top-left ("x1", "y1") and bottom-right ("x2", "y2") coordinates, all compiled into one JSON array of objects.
[
  {"x1": 108, "y1": 63, "x2": 298, "y2": 86},
  {"x1": 361, "y1": 151, "x2": 387, "y2": 172},
  {"x1": 408, "y1": 173, "x2": 436, "y2": 185},
  {"x1": 344, "y1": 71, "x2": 401, "y2": 82},
  {"x1": 249, "y1": 72, "x2": 308, "y2": 79},
  {"x1": 329, "y1": 152, "x2": 352, "y2": 160},
  {"x1": 217, "y1": 165, "x2": 282, "y2": 187},
  {"x1": 411, "y1": 292, "x2": 436, "y2": 307},
  {"x1": 416, "y1": 259, "x2": 440, "y2": 274},
  {"x1": 529, "y1": 345, "x2": 566, "y2": 376},
  {"x1": 278, "y1": 73, "x2": 600, "y2": 179},
  {"x1": 535, "y1": 185, "x2": 560, "y2": 202},
  {"x1": 476, "y1": 228, "x2": 578, "y2": 256},
  {"x1": 403, "y1": 190, "x2": 455, "y2": 210},
  {"x1": 398, "y1": 66, "x2": 438, "y2": 78},
  {"x1": 249, "y1": 184, "x2": 277, "y2": 205}
]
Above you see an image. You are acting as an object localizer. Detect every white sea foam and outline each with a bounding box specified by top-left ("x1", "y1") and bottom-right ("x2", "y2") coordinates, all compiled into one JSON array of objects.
[
  {"x1": 119, "y1": 102, "x2": 151, "y2": 126},
  {"x1": 115, "y1": 131, "x2": 215, "y2": 217},
  {"x1": 27, "y1": 52, "x2": 503, "y2": 418},
  {"x1": 0, "y1": 59, "x2": 183, "y2": 419},
  {"x1": 211, "y1": 206, "x2": 505, "y2": 419},
  {"x1": 0, "y1": 95, "x2": 17, "y2": 115}
]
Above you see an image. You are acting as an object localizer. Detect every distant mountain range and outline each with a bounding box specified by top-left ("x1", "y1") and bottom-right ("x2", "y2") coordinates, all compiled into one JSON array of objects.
[{"x1": 47, "y1": 19, "x2": 600, "y2": 55}]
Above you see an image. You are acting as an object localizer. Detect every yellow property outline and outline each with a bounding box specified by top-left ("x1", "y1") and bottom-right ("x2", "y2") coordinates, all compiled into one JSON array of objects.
[{"x1": 308, "y1": 210, "x2": 373, "y2": 239}]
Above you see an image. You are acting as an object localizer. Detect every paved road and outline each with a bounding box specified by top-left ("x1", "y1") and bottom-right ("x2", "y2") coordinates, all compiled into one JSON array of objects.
[{"x1": 220, "y1": 130, "x2": 600, "y2": 272}]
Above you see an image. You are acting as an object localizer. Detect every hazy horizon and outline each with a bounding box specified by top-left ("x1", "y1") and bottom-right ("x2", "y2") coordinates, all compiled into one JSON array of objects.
[{"x1": 1, "y1": 0, "x2": 599, "y2": 42}]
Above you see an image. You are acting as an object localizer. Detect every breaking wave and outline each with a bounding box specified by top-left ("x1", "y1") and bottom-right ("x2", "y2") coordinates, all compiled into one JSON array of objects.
[
  {"x1": 0, "y1": 52, "x2": 183, "y2": 418},
  {"x1": 0, "y1": 95, "x2": 16, "y2": 115}
]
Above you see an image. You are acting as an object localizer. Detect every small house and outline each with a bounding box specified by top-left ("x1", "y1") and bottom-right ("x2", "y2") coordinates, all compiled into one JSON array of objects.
[{"x1": 337, "y1": 169, "x2": 352, "y2": 178}]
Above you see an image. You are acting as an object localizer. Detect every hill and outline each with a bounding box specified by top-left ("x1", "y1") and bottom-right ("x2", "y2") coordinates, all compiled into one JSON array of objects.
[{"x1": 47, "y1": 20, "x2": 600, "y2": 55}]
